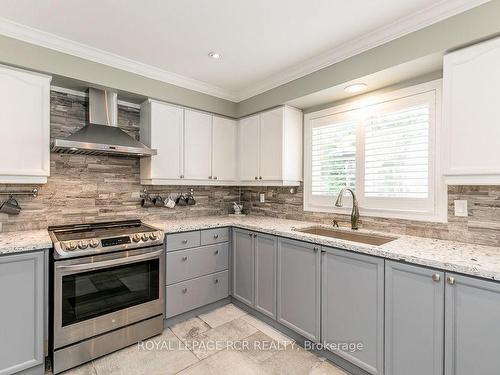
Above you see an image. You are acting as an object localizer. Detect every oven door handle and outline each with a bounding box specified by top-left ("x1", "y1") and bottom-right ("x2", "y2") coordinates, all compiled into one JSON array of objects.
[{"x1": 56, "y1": 249, "x2": 164, "y2": 273}]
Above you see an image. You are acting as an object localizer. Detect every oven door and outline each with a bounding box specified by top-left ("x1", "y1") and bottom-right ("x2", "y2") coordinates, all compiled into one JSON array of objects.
[{"x1": 53, "y1": 246, "x2": 164, "y2": 349}]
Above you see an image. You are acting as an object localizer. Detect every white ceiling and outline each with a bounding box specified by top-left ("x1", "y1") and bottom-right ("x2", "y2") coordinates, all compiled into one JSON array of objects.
[{"x1": 0, "y1": 0, "x2": 487, "y2": 101}]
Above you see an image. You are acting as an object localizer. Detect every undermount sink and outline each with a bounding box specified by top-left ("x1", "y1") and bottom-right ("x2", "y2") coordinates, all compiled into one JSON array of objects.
[{"x1": 295, "y1": 226, "x2": 397, "y2": 246}]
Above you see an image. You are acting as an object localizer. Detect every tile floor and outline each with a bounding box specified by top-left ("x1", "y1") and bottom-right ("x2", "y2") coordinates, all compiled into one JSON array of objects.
[{"x1": 51, "y1": 304, "x2": 349, "y2": 375}]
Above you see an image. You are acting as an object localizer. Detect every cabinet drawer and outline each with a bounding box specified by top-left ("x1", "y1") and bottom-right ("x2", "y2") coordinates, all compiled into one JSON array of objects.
[
  {"x1": 201, "y1": 228, "x2": 229, "y2": 245},
  {"x1": 166, "y1": 243, "x2": 229, "y2": 285},
  {"x1": 166, "y1": 231, "x2": 200, "y2": 252},
  {"x1": 166, "y1": 271, "x2": 229, "y2": 318}
]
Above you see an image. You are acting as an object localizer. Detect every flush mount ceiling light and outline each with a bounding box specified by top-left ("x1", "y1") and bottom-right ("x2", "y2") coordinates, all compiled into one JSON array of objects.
[
  {"x1": 208, "y1": 51, "x2": 222, "y2": 60},
  {"x1": 344, "y1": 83, "x2": 368, "y2": 93}
]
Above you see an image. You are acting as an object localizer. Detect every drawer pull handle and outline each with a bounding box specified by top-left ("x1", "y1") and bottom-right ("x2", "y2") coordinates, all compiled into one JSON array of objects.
[
  {"x1": 214, "y1": 279, "x2": 219, "y2": 284},
  {"x1": 182, "y1": 288, "x2": 188, "y2": 294},
  {"x1": 182, "y1": 239, "x2": 188, "y2": 244},
  {"x1": 214, "y1": 234, "x2": 219, "y2": 239},
  {"x1": 214, "y1": 250, "x2": 219, "y2": 255},
  {"x1": 447, "y1": 276, "x2": 456, "y2": 285},
  {"x1": 182, "y1": 256, "x2": 188, "y2": 261},
  {"x1": 432, "y1": 273, "x2": 441, "y2": 282}
]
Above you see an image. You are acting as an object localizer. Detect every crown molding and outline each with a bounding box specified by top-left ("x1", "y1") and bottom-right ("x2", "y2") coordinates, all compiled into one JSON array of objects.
[
  {"x1": 0, "y1": 0, "x2": 490, "y2": 103},
  {"x1": 0, "y1": 17, "x2": 240, "y2": 102},
  {"x1": 234, "y1": 0, "x2": 490, "y2": 101}
]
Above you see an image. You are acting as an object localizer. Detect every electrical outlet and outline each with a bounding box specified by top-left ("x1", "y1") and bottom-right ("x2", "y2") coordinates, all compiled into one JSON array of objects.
[{"x1": 454, "y1": 200, "x2": 468, "y2": 217}]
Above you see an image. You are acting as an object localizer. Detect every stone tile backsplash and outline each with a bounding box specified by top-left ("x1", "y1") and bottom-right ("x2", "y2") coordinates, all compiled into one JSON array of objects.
[{"x1": 0, "y1": 90, "x2": 498, "y2": 247}]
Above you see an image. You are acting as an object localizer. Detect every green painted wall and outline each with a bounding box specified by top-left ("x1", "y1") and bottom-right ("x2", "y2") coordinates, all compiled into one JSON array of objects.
[
  {"x1": 0, "y1": 34, "x2": 238, "y2": 117},
  {"x1": 237, "y1": 0, "x2": 500, "y2": 117}
]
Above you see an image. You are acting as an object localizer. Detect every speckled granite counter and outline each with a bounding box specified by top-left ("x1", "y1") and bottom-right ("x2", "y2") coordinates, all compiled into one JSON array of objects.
[
  {"x1": 146, "y1": 215, "x2": 500, "y2": 282},
  {"x1": 0, "y1": 229, "x2": 52, "y2": 255}
]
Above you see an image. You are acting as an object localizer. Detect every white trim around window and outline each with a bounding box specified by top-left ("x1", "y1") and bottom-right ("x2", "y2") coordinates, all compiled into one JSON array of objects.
[{"x1": 303, "y1": 79, "x2": 447, "y2": 223}]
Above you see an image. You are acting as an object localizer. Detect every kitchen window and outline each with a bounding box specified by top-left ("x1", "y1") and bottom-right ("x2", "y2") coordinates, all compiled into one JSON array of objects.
[{"x1": 304, "y1": 80, "x2": 446, "y2": 222}]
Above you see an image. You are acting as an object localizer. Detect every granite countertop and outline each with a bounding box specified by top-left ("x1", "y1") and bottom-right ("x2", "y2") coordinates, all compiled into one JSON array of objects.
[
  {"x1": 0, "y1": 229, "x2": 52, "y2": 255},
  {"x1": 146, "y1": 215, "x2": 500, "y2": 281}
]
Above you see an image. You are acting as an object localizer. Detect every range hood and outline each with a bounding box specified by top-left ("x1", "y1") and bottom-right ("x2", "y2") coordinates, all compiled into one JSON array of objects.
[{"x1": 51, "y1": 88, "x2": 156, "y2": 156}]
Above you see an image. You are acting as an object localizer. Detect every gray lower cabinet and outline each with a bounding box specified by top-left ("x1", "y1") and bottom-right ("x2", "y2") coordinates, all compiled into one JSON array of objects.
[
  {"x1": 0, "y1": 251, "x2": 44, "y2": 375},
  {"x1": 322, "y1": 248, "x2": 384, "y2": 375},
  {"x1": 166, "y1": 228, "x2": 229, "y2": 318},
  {"x1": 445, "y1": 273, "x2": 500, "y2": 375},
  {"x1": 385, "y1": 261, "x2": 444, "y2": 375},
  {"x1": 254, "y1": 233, "x2": 277, "y2": 319},
  {"x1": 277, "y1": 238, "x2": 320, "y2": 341},
  {"x1": 232, "y1": 228, "x2": 255, "y2": 306},
  {"x1": 166, "y1": 271, "x2": 229, "y2": 318}
]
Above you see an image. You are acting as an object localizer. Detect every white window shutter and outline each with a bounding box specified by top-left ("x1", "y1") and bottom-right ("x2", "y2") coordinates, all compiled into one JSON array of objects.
[
  {"x1": 364, "y1": 104, "x2": 430, "y2": 198},
  {"x1": 311, "y1": 120, "x2": 357, "y2": 196}
]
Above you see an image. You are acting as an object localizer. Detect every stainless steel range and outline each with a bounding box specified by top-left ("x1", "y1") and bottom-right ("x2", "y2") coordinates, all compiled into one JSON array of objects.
[{"x1": 49, "y1": 220, "x2": 165, "y2": 374}]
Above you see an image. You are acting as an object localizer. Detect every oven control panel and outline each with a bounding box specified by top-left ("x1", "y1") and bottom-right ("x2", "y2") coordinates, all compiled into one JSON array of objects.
[{"x1": 101, "y1": 236, "x2": 131, "y2": 247}]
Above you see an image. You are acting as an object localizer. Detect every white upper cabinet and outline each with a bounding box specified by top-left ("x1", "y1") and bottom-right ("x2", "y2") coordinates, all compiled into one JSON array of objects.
[
  {"x1": 238, "y1": 106, "x2": 303, "y2": 186},
  {"x1": 141, "y1": 100, "x2": 301, "y2": 186},
  {"x1": 260, "y1": 108, "x2": 283, "y2": 181},
  {"x1": 238, "y1": 114, "x2": 260, "y2": 182},
  {"x1": 212, "y1": 116, "x2": 237, "y2": 182},
  {"x1": 140, "y1": 100, "x2": 238, "y2": 185},
  {"x1": 443, "y1": 36, "x2": 500, "y2": 184},
  {"x1": 140, "y1": 100, "x2": 184, "y2": 184},
  {"x1": 0, "y1": 64, "x2": 51, "y2": 184},
  {"x1": 184, "y1": 110, "x2": 212, "y2": 181}
]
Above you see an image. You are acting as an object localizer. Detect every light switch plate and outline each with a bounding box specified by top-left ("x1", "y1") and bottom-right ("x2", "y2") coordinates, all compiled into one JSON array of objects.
[{"x1": 454, "y1": 200, "x2": 468, "y2": 217}]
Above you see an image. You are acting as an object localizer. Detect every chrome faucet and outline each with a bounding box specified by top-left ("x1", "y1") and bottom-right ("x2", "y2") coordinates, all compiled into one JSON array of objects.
[{"x1": 334, "y1": 188, "x2": 359, "y2": 230}]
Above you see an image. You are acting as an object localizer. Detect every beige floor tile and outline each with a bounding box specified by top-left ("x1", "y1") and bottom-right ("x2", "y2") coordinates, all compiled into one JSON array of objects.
[
  {"x1": 186, "y1": 317, "x2": 258, "y2": 360},
  {"x1": 259, "y1": 344, "x2": 323, "y2": 375},
  {"x1": 237, "y1": 331, "x2": 286, "y2": 363},
  {"x1": 170, "y1": 317, "x2": 211, "y2": 342},
  {"x1": 92, "y1": 328, "x2": 198, "y2": 375},
  {"x1": 177, "y1": 349, "x2": 265, "y2": 375},
  {"x1": 240, "y1": 314, "x2": 295, "y2": 347},
  {"x1": 309, "y1": 360, "x2": 350, "y2": 375},
  {"x1": 198, "y1": 303, "x2": 247, "y2": 328}
]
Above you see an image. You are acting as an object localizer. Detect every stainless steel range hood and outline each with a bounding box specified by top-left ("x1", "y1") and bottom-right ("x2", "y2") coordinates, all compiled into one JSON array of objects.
[{"x1": 52, "y1": 88, "x2": 156, "y2": 156}]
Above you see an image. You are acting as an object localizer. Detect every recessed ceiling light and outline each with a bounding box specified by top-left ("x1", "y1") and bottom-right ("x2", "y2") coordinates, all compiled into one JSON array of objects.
[
  {"x1": 344, "y1": 83, "x2": 368, "y2": 93},
  {"x1": 208, "y1": 51, "x2": 222, "y2": 60}
]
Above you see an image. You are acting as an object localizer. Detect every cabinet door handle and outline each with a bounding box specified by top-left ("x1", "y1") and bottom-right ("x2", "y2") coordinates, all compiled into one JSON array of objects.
[
  {"x1": 259, "y1": 176, "x2": 262, "y2": 180},
  {"x1": 248, "y1": 233, "x2": 252, "y2": 237},
  {"x1": 182, "y1": 288, "x2": 188, "y2": 294},
  {"x1": 214, "y1": 278, "x2": 219, "y2": 284},
  {"x1": 432, "y1": 273, "x2": 441, "y2": 282},
  {"x1": 180, "y1": 174, "x2": 184, "y2": 179},
  {"x1": 182, "y1": 239, "x2": 188, "y2": 244},
  {"x1": 214, "y1": 250, "x2": 219, "y2": 255},
  {"x1": 214, "y1": 176, "x2": 218, "y2": 180},
  {"x1": 447, "y1": 276, "x2": 455, "y2": 285},
  {"x1": 181, "y1": 256, "x2": 188, "y2": 261},
  {"x1": 214, "y1": 234, "x2": 219, "y2": 239},
  {"x1": 209, "y1": 176, "x2": 213, "y2": 179},
  {"x1": 314, "y1": 247, "x2": 319, "y2": 252},
  {"x1": 254, "y1": 176, "x2": 258, "y2": 180}
]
